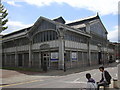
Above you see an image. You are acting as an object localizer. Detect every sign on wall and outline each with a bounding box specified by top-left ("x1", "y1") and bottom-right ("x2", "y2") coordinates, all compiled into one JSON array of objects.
[
  {"x1": 51, "y1": 52, "x2": 58, "y2": 61},
  {"x1": 71, "y1": 52, "x2": 77, "y2": 60}
]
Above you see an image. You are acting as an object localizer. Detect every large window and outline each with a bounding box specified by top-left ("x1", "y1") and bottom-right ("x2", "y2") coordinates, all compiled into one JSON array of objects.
[
  {"x1": 90, "y1": 34, "x2": 107, "y2": 46},
  {"x1": 65, "y1": 32, "x2": 87, "y2": 44},
  {"x1": 33, "y1": 30, "x2": 58, "y2": 44},
  {"x1": 3, "y1": 37, "x2": 29, "y2": 48}
]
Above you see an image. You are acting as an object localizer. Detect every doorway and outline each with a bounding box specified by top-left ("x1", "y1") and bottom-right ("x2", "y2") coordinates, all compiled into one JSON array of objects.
[
  {"x1": 98, "y1": 52, "x2": 102, "y2": 64},
  {"x1": 41, "y1": 52, "x2": 50, "y2": 71},
  {"x1": 18, "y1": 54, "x2": 23, "y2": 67}
]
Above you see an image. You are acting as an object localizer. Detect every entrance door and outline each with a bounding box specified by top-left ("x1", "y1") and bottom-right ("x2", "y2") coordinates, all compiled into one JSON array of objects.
[
  {"x1": 41, "y1": 52, "x2": 50, "y2": 71},
  {"x1": 98, "y1": 52, "x2": 102, "y2": 64},
  {"x1": 18, "y1": 54, "x2": 23, "y2": 67}
]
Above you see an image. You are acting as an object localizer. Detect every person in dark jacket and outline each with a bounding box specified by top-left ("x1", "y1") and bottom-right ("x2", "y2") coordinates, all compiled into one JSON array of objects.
[{"x1": 97, "y1": 66, "x2": 112, "y2": 90}]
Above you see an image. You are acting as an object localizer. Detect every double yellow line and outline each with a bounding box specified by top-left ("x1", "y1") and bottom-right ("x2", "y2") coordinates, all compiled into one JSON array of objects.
[{"x1": 0, "y1": 79, "x2": 43, "y2": 87}]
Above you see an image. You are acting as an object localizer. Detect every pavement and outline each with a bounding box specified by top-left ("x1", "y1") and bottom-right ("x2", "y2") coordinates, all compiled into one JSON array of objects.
[
  {"x1": 1, "y1": 69, "x2": 56, "y2": 85},
  {"x1": 0, "y1": 62, "x2": 119, "y2": 89}
]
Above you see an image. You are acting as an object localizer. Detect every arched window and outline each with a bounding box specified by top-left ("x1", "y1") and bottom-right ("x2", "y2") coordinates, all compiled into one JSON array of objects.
[{"x1": 33, "y1": 30, "x2": 58, "y2": 44}]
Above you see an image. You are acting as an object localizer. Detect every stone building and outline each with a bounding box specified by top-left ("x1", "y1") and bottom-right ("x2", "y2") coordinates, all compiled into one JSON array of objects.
[{"x1": 2, "y1": 14, "x2": 115, "y2": 70}]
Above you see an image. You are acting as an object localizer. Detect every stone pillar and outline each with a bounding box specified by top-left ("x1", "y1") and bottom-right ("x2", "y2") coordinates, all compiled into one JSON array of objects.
[
  {"x1": 118, "y1": 64, "x2": 120, "y2": 82},
  {"x1": 87, "y1": 39, "x2": 91, "y2": 66},
  {"x1": 0, "y1": 35, "x2": 2, "y2": 68},
  {"x1": 14, "y1": 39, "x2": 18, "y2": 67},
  {"x1": 70, "y1": 51, "x2": 72, "y2": 68},
  {"x1": 29, "y1": 42, "x2": 32, "y2": 67},
  {"x1": 82, "y1": 52, "x2": 85, "y2": 68},
  {"x1": 4, "y1": 54, "x2": 7, "y2": 66},
  {"x1": 85, "y1": 22, "x2": 91, "y2": 66},
  {"x1": 23, "y1": 53, "x2": 24, "y2": 67},
  {"x1": 58, "y1": 37, "x2": 64, "y2": 70},
  {"x1": 77, "y1": 51, "x2": 79, "y2": 67},
  {"x1": 15, "y1": 52, "x2": 18, "y2": 67},
  {"x1": 57, "y1": 26, "x2": 66, "y2": 70},
  {"x1": 39, "y1": 52, "x2": 41, "y2": 68}
]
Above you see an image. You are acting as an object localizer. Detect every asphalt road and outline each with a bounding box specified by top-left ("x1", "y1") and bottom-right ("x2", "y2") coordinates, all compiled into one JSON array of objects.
[{"x1": 2, "y1": 66, "x2": 117, "y2": 89}]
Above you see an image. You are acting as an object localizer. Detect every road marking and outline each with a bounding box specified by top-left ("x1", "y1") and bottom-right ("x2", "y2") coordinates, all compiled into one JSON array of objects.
[
  {"x1": 0, "y1": 79, "x2": 43, "y2": 87},
  {"x1": 93, "y1": 73, "x2": 96, "y2": 75},
  {"x1": 112, "y1": 68, "x2": 114, "y2": 70},
  {"x1": 64, "y1": 81, "x2": 87, "y2": 84},
  {"x1": 73, "y1": 78, "x2": 80, "y2": 82},
  {"x1": 63, "y1": 78, "x2": 87, "y2": 84}
]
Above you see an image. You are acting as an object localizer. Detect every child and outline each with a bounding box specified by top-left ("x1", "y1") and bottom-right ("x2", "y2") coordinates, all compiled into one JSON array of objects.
[{"x1": 86, "y1": 73, "x2": 97, "y2": 90}]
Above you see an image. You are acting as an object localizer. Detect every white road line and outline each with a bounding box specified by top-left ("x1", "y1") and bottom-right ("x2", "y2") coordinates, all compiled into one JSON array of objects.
[
  {"x1": 93, "y1": 73, "x2": 97, "y2": 76},
  {"x1": 112, "y1": 68, "x2": 114, "y2": 70},
  {"x1": 63, "y1": 78, "x2": 87, "y2": 84},
  {"x1": 64, "y1": 81, "x2": 87, "y2": 84},
  {"x1": 74, "y1": 78, "x2": 80, "y2": 82}
]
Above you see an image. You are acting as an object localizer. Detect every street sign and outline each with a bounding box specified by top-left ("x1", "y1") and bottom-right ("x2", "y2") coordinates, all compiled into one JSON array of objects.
[
  {"x1": 51, "y1": 52, "x2": 58, "y2": 61},
  {"x1": 71, "y1": 52, "x2": 77, "y2": 60}
]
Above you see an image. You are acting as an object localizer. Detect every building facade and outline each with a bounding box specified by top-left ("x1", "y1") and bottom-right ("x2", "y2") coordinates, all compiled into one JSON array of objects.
[
  {"x1": 113, "y1": 43, "x2": 120, "y2": 60},
  {"x1": 2, "y1": 14, "x2": 115, "y2": 70},
  {"x1": 0, "y1": 35, "x2": 2, "y2": 68}
]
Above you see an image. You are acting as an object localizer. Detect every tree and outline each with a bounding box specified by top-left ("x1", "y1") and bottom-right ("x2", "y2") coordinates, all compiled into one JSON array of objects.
[{"x1": 0, "y1": 3, "x2": 8, "y2": 33}]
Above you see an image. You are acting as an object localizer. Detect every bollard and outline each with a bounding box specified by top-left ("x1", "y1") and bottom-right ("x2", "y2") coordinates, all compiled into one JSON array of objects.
[
  {"x1": 99, "y1": 86, "x2": 104, "y2": 90},
  {"x1": 104, "y1": 86, "x2": 109, "y2": 90},
  {"x1": 112, "y1": 64, "x2": 120, "y2": 89},
  {"x1": 113, "y1": 79, "x2": 118, "y2": 88},
  {"x1": 117, "y1": 64, "x2": 120, "y2": 88},
  {"x1": 118, "y1": 64, "x2": 120, "y2": 80}
]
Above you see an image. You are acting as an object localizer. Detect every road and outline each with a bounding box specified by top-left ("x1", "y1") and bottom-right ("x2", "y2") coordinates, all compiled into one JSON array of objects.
[{"x1": 1, "y1": 66, "x2": 117, "y2": 89}]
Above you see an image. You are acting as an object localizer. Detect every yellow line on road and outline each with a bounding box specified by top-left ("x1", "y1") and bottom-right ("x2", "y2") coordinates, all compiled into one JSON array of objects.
[{"x1": 0, "y1": 79, "x2": 43, "y2": 87}]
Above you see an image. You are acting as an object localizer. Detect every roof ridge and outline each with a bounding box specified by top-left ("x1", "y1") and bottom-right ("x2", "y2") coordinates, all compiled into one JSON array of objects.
[
  {"x1": 52, "y1": 16, "x2": 63, "y2": 20},
  {"x1": 66, "y1": 14, "x2": 99, "y2": 24}
]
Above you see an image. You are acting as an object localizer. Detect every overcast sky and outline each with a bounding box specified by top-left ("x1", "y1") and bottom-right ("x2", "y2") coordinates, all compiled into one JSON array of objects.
[{"x1": 1, "y1": 0, "x2": 119, "y2": 42}]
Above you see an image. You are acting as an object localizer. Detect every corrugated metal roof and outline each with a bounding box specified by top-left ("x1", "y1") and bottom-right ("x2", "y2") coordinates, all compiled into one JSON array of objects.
[
  {"x1": 66, "y1": 14, "x2": 99, "y2": 26},
  {"x1": 2, "y1": 26, "x2": 32, "y2": 38}
]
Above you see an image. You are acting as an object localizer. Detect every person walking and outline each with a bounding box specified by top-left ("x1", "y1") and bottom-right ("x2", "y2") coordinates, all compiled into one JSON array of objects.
[
  {"x1": 97, "y1": 66, "x2": 112, "y2": 90},
  {"x1": 86, "y1": 73, "x2": 97, "y2": 90}
]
